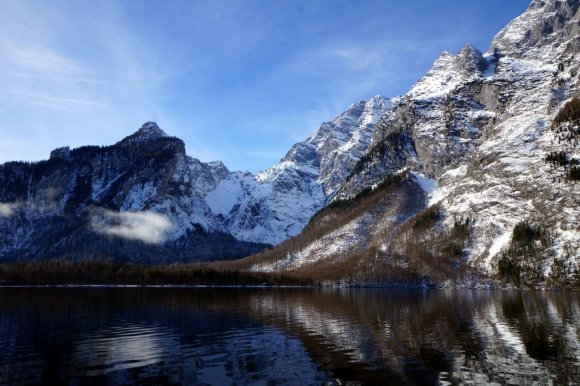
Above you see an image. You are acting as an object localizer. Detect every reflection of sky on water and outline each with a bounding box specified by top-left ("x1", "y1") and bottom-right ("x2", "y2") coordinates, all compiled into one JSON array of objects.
[
  {"x1": 0, "y1": 288, "x2": 579, "y2": 385},
  {"x1": 72, "y1": 323, "x2": 178, "y2": 376},
  {"x1": 69, "y1": 321, "x2": 328, "y2": 384}
]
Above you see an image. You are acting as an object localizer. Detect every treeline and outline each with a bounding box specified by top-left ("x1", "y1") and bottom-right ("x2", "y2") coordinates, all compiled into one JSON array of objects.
[
  {"x1": 553, "y1": 96, "x2": 580, "y2": 125},
  {"x1": 0, "y1": 260, "x2": 310, "y2": 286},
  {"x1": 546, "y1": 97, "x2": 580, "y2": 182},
  {"x1": 497, "y1": 221, "x2": 579, "y2": 289},
  {"x1": 324, "y1": 172, "x2": 407, "y2": 211},
  {"x1": 498, "y1": 221, "x2": 547, "y2": 287}
]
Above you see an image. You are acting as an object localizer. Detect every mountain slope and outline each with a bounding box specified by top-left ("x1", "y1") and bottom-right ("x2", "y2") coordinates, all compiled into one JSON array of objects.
[
  {"x1": 234, "y1": 0, "x2": 580, "y2": 288},
  {"x1": 1, "y1": 0, "x2": 577, "y2": 284}
]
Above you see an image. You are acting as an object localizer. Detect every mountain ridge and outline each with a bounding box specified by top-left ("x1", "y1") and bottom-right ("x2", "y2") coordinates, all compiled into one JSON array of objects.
[{"x1": 0, "y1": 95, "x2": 390, "y2": 261}]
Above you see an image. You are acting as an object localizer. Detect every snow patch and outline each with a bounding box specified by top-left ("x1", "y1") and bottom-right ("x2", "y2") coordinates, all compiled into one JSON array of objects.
[
  {"x1": 206, "y1": 176, "x2": 245, "y2": 216},
  {"x1": 412, "y1": 172, "x2": 442, "y2": 205},
  {"x1": 487, "y1": 227, "x2": 512, "y2": 267}
]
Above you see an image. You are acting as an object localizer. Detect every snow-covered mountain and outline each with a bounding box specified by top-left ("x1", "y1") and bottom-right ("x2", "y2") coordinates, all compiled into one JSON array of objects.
[
  {"x1": 207, "y1": 95, "x2": 391, "y2": 244},
  {"x1": 0, "y1": 123, "x2": 266, "y2": 263},
  {"x1": 242, "y1": 0, "x2": 579, "y2": 288},
  {"x1": 0, "y1": 95, "x2": 390, "y2": 261}
]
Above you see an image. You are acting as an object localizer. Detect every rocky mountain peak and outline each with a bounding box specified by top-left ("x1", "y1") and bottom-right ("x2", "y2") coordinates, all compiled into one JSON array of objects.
[
  {"x1": 138, "y1": 121, "x2": 167, "y2": 138},
  {"x1": 239, "y1": 0, "x2": 579, "y2": 289},
  {"x1": 488, "y1": 0, "x2": 579, "y2": 59},
  {"x1": 456, "y1": 43, "x2": 488, "y2": 73},
  {"x1": 408, "y1": 49, "x2": 477, "y2": 100},
  {"x1": 206, "y1": 94, "x2": 391, "y2": 245},
  {"x1": 117, "y1": 121, "x2": 168, "y2": 146}
]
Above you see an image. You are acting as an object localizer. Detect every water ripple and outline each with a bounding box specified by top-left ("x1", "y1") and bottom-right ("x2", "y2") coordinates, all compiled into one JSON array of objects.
[{"x1": 71, "y1": 323, "x2": 178, "y2": 376}]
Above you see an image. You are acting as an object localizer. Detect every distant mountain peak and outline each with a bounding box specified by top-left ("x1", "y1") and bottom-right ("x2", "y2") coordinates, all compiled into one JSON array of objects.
[
  {"x1": 135, "y1": 121, "x2": 167, "y2": 139},
  {"x1": 118, "y1": 121, "x2": 168, "y2": 145}
]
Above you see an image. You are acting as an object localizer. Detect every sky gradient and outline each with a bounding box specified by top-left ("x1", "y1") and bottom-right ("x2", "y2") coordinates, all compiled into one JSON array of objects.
[{"x1": 0, "y1": 0, "x2": 530, "y2": 172}]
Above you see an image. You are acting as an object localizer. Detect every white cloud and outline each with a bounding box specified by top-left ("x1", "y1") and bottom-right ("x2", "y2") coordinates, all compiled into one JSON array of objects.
[
  {"x1": 91, "y1": 209, "x2": 172, "y2": 244},
  {"x1": 4, "y1": 89, "x2": 109, "y2": 111},
  {"x1": 0, "y1": 202, "x2": 19, "y2": 217},
  {"x1": 2, "y1": 42, "x2": 86, "y2": 78}
]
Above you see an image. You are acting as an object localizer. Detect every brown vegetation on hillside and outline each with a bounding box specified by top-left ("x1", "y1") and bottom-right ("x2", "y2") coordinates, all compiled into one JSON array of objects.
[
  {"x1": 547, "y1": 96, "x2": 580, "y2": 182},
  {"x1": 220, "y1": 173, "x2": 410, "y2": 274},
  {"x1": 217, "y1": 172, "x2": 488, "y2": 287},
  {"x1": 378, "y1": 205, "x2": 481, "y2": 286},
  {"x1": 553, "y1": 96, "x2": 580, "y2": 126}
]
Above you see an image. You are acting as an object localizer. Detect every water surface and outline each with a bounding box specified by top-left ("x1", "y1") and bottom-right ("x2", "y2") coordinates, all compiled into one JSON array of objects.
[{"x1": 0, "y1": 288, "x2": 578, "y2": 385}]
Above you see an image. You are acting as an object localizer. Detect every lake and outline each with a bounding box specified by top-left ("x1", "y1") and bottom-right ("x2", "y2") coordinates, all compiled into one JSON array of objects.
[{"x1": 0, "y1": 288, "x2": 578, "y2": 385}]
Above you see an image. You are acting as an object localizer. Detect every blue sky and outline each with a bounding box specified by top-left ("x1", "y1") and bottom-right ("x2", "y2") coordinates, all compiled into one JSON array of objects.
[{"x1": 0, "y1": 0, "x2": 530, "y2": 172}]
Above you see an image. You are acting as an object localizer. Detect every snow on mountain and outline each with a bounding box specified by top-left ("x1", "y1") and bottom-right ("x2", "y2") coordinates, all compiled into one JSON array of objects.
[
  {"x1": 205, "y1": 95, "x2": 391, "y2": 245},
  {"x1": 411, "y1": 172, "x2": 442, "y2": 206},
  {"x1": 408, "y1": 44, "x2": 488, "y2": 101},
  {"x1": 429, "y1": 0, "x2": 580, "y2": 275},
  {"x1": 489, "y1": 0, "x2": 578, "y2": 59},
  {"x1": 337, "y1": 44, "x2": 495, "y2": 200}
]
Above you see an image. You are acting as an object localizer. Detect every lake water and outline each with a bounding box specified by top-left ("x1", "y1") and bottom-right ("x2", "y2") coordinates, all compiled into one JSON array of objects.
[{"x1": 0, "y1": 288, "x2": 578, "y2": 385}]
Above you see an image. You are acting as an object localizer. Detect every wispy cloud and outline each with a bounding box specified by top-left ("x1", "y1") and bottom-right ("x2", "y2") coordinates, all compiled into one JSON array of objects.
[
  {"x1": 5, "y1": 89, "x2": 109, "y2": 110},
  {"x1": 2, "y1": 42, "x2": 86, "y2": 77},
  {"x1": 0, "y1": 42, "x2": 108, "y2": 112},
  {"x1": 91, "y1": 209, "x2": 173, "y2": 244}
]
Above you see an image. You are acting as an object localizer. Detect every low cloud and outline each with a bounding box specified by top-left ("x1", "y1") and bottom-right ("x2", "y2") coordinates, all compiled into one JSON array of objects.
[
  {"x1": 0, "y1": 202, "x2": 19, "y2": 217},
  {"x1": 91, "y1": 209, "x2": 172, "y2": 244}
]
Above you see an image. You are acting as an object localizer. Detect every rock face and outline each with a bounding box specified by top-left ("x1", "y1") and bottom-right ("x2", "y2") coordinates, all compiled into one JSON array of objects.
[
  {"x1": 490, "y1": 0, "x2": 579, "y2": 58},
  {"x1": 435, "y1": 0, "x2": 580, "y2": 278},
  {"x1": 338, "y1": 44, "x2": 497, "y2": 199},
  {"x1": 244, "y1": 0, "x2": 580, "y2": 288}
]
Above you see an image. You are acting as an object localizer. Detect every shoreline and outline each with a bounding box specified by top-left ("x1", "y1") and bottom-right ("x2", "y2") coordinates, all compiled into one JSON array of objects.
[{"x1": 0, "y1": 284, "x2": 574, "y2": 291}]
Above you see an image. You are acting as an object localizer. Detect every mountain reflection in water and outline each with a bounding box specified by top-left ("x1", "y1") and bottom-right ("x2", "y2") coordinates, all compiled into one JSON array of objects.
[{"x1": 0, "y1": 288, "x2": 578, "y2": 385}]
